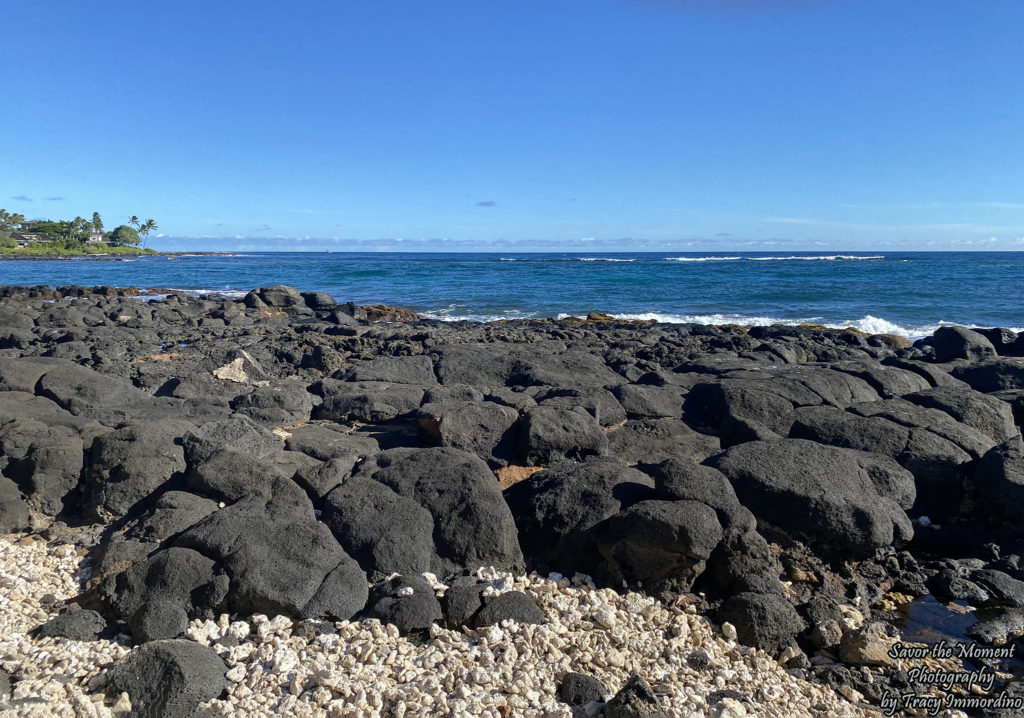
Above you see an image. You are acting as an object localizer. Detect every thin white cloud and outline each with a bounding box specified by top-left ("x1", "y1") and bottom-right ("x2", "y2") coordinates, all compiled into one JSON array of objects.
[{"x1": 839, "y1": 201, "x2": 1024, "y2": 210}]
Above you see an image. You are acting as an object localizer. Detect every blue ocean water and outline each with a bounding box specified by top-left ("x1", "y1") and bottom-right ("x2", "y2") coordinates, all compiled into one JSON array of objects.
[{"x1": 2, "y1": 251, "x2": 1022, "y2": 338}]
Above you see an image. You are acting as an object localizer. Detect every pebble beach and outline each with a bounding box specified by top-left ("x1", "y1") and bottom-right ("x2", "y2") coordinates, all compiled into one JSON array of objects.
[{"x1": 1, "y1": 533, "x2": 882, "y2": 718}]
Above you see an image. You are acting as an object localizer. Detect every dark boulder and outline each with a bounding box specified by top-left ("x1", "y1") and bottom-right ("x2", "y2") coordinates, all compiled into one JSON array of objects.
[
  {"x1": 611, "y1": 384, "x2": 684, "y2": 419},
  {"x1": 517, "y1": 406, "x2": 607, "y2": 465},
  {"x1": 990, "y1": 389, "x2": 1024, "y2": 429},
  {"x1": 105, "y1": 639, "x2": 228, "y2": 718},
  {"x1": 472, "y1": 590, "x2": 545, "y2": 627},
  {"x1": 707, "y1": 529, "x2": 783, "y2": 597},
  {"x1": 646, "y1": 459, "x2": 755, "y2": 540},
  {"x1": 292, "y1": 457, "x2": 357, "y2": 501},
  {"x1": 604, "y1": 674, "x2": 667, "y2": 718},
  {"x1": 775, "y1": 365, "x2": 881, "y2": 406},
  {"x1": 354, "y1": 448, "x2": 524, "y2": 576},
  {"x1": 718, "y1": 592, "x2": 806, "y2": 656},
  {"x1": 441, "y1": 578, "x2": 487, "y2": 629},
  {"x1": 416, "y1": 401, "x2": 519, "y2": 466},
  {"x1": 124, "y1": 491, "x2": 219, "y2": 544},
  {"x1": 827, "y1": 360, "x2": 929, "y2": 399},
  {"x1": 129, "y1": 600, "x2": 190, "y2": 643},
  {"x1": 321, "y1": 477, "x2": 435, "y2": 581},
  {"x1": 0, "y1": 475, "x2": 30, "y2": 533},
  {"x1": 973, "y1": 438, "x2": 1024, "y2": 527},
  {"x1": 34, "y1": 609, "x2": 107, "y2": 641},
  {"x1": 966, "y1": 608, "x2": 1024, "y2": 645},
  {"x1": 230, "y1": 381, "x2": 315, "y2": 426},
  {"x1": 932, "y1": 325, "x2": 997, "y2": 362},
  {"x1": 1, "y1": 423, "x2": 84, "y2": 516},
  {"x1": 709, "y1": 439, "x2": 913, "y2": 556},
  {"x1": 790, "y1": 405, "x2": 909, "y2": 458},
  {"x1": 256, "y1": 284, "x2": 304, "y2": 308},
  {"x1": 314, "y1": 380, "x2": 425, "y2": 423},
  {"x1": 433, "y1": 343, "x2": 623, "y2": 389},
  {"x1": 84, "y1": 419, "x2": 194, "y2": 521},
  {"x1": 503, "y1": 457, "x2": 654, "y2": 570},
  {"x1": 882, "y1": 357, "x2": 972, "y2": 389},
  {"x1": 185, "y1": 447, "x2": 315, "y2": 504},
  {"x1": 301, "y1": 290, "x2": 337, "y2": 310},
  {"x1": 35, "y1": 361, "x2": 153, "y2": 418},
  {"x1": 535, "y1": 386, "x2": 626, "y2": 428},
  {"x1": 905, "y1": 386, "x2": 1018, "y2": 444},
  {"x1": 0, "y1": 391, "x2": 95, "y2": 432},
  {"x1": 606, "y1": 419, "x2": 720, "y2": 466},
  {"x1": 182, "y1": 415, "x2": 281, "y2": 466},
  {"x1": 847, "y1": 391, "x2": 999, "y2": 452},
  {"x1": 339, "y1": 355, "x2": 438, "y2": 385},
  {"x1": 971, "y1": 327, "x2": 1020, "y2": 356},
  {"x1": 174, "y1": 487, "x2": 367, "y2": 620},
  {"x1": 284, "y1": 423, "x2": 379, "y2": 462},
  {"x1": 971, "y1": 569, "x2": 1024, "y2": 608},
  {"x1": 842, "y1": 448, "x2": 917, "y2": 512},
  {"x1": 951, "y1": 358, "x2": 1024, "y2": 392},
  {"x1": 929, "y1": 568, "x2": 990, "y2": 605},
  {"x1": 365, "y1": 575, "x2": 443, "y2": 635},
  {"x1": 100, "y1": 547, "x2": 228, "y2": 640},
  {"x1": 592, "y1": 499, "x2": 723, "y2": 593},
  {"x1": 0, "y1": 357, "x2": 68, "y2": 393},
  {"x1": 686, "y1": 381, "x2": 798, "y2": 446},
  {"x1": 560, "y1": 672, "x2": 608, "y2": 706}
]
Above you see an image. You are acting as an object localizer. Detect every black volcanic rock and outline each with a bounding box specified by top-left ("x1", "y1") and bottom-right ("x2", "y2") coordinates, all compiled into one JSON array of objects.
[
  {"x1": 34, "y1": 608, "x2": 107, "y2": 641},
  {"x1": 504, "y1": 457, "x2": 654, "y2": 572},
  {"x1": 365, "y1": 575, "x2": 443, "y2": 635},
  {"x1": 353, "y1": 447, "x2": 524, "y2": 576},
  {"x1": 709, "y1": 439, "x2": 913, "y2": 556},
  {"x1": 0, "y1": 475, "x2": 30, "y2": 533},
  {"x1": 593, "y1": 499, "x2": 723, "y2": 593},
  {"x1": 84, "y1": 419, "x2": 194, "y2": 521},
  {"x1": 472, "y1": 590, "x2": 545, "y2": 628},
  {"x1": 718, "y1": 591, "x2": 806, "y2": 656},
  {"x1": 517, "y1": 406, "x2": 608, "y2": 465},
  {"x1": 174, "y1": 485, "x2": 367, "y2": 620},
  {"x1": 320, "y1": 476, "x2": 435, "y2": 581},
  {"x1": 932, "y1": 325, "x2": 997, "y2": 362},
  {"x1": 106, "y1": 639, "x2": 228, "y2": 718}
]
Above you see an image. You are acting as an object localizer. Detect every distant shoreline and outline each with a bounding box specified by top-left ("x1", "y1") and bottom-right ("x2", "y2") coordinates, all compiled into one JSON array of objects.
[{"x1": 0, "y1": 251, "x2": 236, "y2": 261}]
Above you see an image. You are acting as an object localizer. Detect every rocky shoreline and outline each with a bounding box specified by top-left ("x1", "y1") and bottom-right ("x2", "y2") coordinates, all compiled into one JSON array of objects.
[{"x1": 2, "y1": 284, "x2": 1023, "y2": 717}]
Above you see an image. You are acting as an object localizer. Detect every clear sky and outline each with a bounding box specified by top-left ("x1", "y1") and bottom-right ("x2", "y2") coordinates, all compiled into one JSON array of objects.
[{"x1": 3, "y1": 0, "x2": 1023, "y2": 252}]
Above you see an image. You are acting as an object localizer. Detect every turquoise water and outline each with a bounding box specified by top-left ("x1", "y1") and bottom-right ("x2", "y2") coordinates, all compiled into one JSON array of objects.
[{"x1": 2, "y1": 251, "x2": 1022, "y2": 338}]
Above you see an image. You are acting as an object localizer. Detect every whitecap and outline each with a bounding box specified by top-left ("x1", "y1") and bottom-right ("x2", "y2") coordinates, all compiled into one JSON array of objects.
[{"x1": 664, "y1": 256, "x2": 742, "y2": 262}]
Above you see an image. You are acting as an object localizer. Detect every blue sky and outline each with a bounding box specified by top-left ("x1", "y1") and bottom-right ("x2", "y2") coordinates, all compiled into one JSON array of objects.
[{"x1": 2, "y1": 0, "x2": 1023, "y2": 252}]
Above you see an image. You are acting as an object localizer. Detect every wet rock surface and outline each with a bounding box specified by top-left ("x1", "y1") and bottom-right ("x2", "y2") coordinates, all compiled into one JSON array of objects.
[{"x1": 1, "y1": 285, "x2": 1022, "y2": 716}]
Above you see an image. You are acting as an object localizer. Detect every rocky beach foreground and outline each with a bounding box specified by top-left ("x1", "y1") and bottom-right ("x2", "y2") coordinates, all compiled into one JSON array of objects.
[{"x1": 2, "y1": 284, "x2": 1024, "y2": 717}]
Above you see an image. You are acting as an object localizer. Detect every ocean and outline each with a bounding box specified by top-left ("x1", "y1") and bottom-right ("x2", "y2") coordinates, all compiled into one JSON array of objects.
[{"x1": 2, "y1": 251, "x2": 1022, "y2": 339}]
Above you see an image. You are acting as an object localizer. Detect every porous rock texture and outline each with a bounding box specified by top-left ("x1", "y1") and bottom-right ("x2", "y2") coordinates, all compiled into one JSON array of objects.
[{"x1": 1, "y1": 284, "x2": 1022, "y2": 716}]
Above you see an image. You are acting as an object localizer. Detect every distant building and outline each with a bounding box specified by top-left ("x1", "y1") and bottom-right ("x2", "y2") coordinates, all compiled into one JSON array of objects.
[
  {"x1": 87, "y1": 233, "x2": 107, "y2": 244},
  {"x1": 10, "y1": 232, "x2": 55, "y2": 248}
]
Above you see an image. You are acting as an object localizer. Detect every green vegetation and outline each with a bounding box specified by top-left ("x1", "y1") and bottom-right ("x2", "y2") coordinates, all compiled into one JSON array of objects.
[
  {"x1": 0, "y1": 243, "x2": 157, "y2": 257},
  {"x1": 109, "y1": 225, "x2": 141, "y2": 246},
  {"x1": 0, "y1": 208, "x2": 160, "y2": 256}
]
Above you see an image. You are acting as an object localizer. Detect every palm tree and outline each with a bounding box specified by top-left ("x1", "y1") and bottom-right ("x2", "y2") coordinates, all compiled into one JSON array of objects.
[
  {"x1": 0, "y1": 209, "x2": 25, "y2": 230},
  {"x1": 129, "y1": 215, "x2": 140, "y2": 230},
  {"x1": 139, "y1": 218, "x2": 158, "y2": 248},
  {"x1": 92, "y1": 212, "x2": 104, "y2": 235}
]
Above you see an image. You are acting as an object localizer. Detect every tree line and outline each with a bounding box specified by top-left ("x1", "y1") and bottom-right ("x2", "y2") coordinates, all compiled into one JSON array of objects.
[{"x1": 0, "y1": 209, "x2": 158, "y2": 250}]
